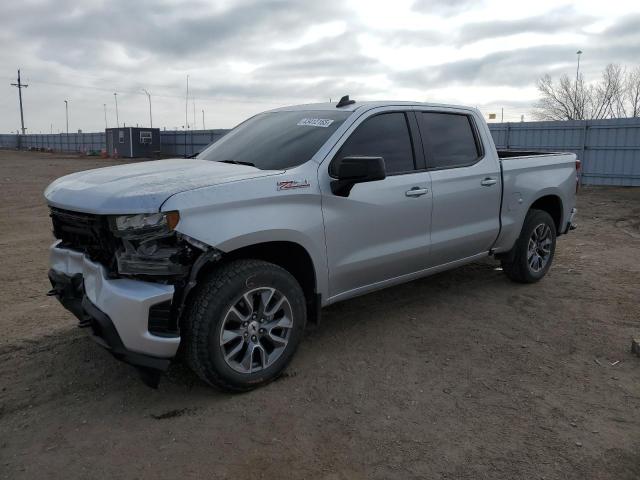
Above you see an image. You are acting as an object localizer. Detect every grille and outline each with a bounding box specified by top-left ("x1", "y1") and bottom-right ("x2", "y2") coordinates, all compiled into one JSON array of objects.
[{"x1": 50, "y1": 207, "x2": 119, "y2": 267}]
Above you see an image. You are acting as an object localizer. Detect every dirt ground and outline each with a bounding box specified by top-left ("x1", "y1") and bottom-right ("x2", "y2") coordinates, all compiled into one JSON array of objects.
[{"x1": 0, "y1": 150, "x2": 638, "y2": 479}]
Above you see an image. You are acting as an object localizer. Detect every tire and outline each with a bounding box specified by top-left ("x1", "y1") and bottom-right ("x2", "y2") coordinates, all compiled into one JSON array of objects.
[
  {"x1": 184, "y1": 259, "x2": 306, "y2": 392},
  {"x1": 501, "y1": 209, "x2": 557, "y2": 284}
]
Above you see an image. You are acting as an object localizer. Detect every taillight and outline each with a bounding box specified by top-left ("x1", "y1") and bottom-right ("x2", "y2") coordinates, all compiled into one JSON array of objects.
[{"x1": 575, "y1": 159, "x2": 581, "y2": 193}]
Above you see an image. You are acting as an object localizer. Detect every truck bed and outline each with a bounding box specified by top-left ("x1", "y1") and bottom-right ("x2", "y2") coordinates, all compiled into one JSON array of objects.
[
  {"x1": 497, "y1": 150, "x2": 571, "y2": 159},
  {"x1": 492, "y1": 150, "x2": 577, "y2": 253}
]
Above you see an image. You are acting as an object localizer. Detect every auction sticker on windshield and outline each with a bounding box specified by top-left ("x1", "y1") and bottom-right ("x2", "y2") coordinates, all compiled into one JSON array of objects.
[{"x1": 297, "y1": 118, "x2": 334, "y2": 127}]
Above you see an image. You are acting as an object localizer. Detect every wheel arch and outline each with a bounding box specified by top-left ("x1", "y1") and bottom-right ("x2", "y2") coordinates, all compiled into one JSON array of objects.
[
  {"x1": 193, "y1": 240, "x2": 322, "y2": 324},
  {"x1": 529, "y1": 194, "x2": 564, "y2": 233},
  {"x1": 225, "y1": 241, "x2": 317, "y2": 299}
]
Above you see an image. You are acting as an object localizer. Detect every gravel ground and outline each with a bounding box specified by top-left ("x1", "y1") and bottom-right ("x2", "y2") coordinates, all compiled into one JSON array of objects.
[{"x1": 0, "y1": 150, "x2": 639, "y2": 479}]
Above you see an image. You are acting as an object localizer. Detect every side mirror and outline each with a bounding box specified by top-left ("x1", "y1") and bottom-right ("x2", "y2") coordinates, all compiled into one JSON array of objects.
[{"x1": 329, "y1": 156, "x2": 386, "y2": 197}]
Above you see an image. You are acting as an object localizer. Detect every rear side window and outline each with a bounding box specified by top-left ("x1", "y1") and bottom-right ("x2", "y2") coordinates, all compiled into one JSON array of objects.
[
  {"x1": 338, "y1": 112, "x2": 415, "y2": 174},
  {"x1": 419, "y1": 112, "x2": 481, "y2": 169}
]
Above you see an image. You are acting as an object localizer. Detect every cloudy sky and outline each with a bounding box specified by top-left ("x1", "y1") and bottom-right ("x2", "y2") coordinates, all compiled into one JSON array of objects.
[{"x1": 1, "y1": 0, "x2": 639, "y2": 133}]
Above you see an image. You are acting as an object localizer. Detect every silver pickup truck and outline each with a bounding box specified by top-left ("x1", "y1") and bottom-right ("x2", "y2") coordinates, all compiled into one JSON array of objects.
[{"x1": 45, "y1": 97, "x2": 578, "y2": 390}]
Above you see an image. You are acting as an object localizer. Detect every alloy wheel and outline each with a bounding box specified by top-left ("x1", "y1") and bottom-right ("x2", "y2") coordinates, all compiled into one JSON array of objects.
[
  {"x1": 219, "y1": 287, "x2": 294, "y2": 374},
  {"x1": 527, "y1": 223, "x2": 552, "y2": 273}
]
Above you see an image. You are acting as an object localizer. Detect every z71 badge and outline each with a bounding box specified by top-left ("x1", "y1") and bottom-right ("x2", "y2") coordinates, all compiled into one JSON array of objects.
[{"x1": 277, "y1": 179, "x2": 311, "y2": 191}]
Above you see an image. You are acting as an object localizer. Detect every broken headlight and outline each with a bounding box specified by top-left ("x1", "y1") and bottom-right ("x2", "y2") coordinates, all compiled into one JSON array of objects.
[
  {"x1": 111, "y1": 211, "x2": 180, "y2": 238},
  {"x1": 109, "y1": 211, "x2": 195, "y2": 277}
]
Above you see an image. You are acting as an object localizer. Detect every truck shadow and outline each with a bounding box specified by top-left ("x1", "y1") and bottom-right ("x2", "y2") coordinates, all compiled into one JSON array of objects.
[{"x1": 1, "y1": 260, "x2": 506, "y2": 417}]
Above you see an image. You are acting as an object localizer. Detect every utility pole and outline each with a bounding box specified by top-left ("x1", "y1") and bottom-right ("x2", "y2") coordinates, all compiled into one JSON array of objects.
[
  {"x1": 113, "y1": 92, "x2": 120, "y2": 128},
  {"x1": 574, "y1": 50, "x2": 583, "y2": 120},
  {"x1": 185, "y1": 75, "x2": 189, "y2": 129},
  {"x1": 202, "y1": 109, "x2": 205, "y2": 130},
  {"x1": 501, "y1": 108, "x2": 504, "y2": 123},
  {"x1": 103, "y1": 104, "x2": 108, "y2": 129},
  {"x1": 193, "y1": 99, "x2": 196, "y2": 129},
  {"x1": 64, "y1": 100, "x2": 69, "y2": 134},
  {"x1": 10, "y1": 69, "x2": 28, "y2": 135},
  {"x1": 142, "y1": 89, "x2": 152, "y2": 128}
]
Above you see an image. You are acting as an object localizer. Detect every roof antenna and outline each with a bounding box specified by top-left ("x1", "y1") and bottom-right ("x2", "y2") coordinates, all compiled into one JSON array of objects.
[{"x1": 336, "y1": 95, "x2": 355, "y2": 108}]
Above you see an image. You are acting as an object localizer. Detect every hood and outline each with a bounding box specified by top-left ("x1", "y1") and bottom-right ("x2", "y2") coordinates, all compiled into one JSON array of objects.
[{"x1": 44, "y1": 158, "x2": 281, "y2": 214}]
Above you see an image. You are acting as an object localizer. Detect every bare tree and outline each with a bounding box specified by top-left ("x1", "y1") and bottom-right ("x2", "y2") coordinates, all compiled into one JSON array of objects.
[
  {"x1": 626, "y1": 66, "x2": 640, "y2": 117},
  {"x1": 591, "y1": 64, "x2": 625, "y2": 119},
  {"x1": 534, "y1": 74, "x2": 583, "y2": 120},
  {"x1": 533, "y1": 63, "x2": 640, "y2": 120}
]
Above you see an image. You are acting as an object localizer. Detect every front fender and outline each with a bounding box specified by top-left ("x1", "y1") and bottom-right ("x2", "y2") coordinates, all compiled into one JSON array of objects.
[{"x1": 162, "y1": 172, "x2": 329, "y2": 298}]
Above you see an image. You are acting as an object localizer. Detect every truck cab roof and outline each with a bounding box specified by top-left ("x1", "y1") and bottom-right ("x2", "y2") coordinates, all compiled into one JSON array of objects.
[{"x1": 270, "y1": 100, "x2": 477, "y2": 114}]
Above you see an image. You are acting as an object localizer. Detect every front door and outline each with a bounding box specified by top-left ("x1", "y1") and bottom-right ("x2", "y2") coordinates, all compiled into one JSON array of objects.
[{"x1": 321, "y1": 110, "x2": 432, "y2": 299}]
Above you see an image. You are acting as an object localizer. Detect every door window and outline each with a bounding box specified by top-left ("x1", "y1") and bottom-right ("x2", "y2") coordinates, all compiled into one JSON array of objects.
[
  {"x1": 419, "y1": 112, "x2": 481, "y2": 169},
  {"x1": 338, "y1": 112, "x2": 415, "y2": 174}
]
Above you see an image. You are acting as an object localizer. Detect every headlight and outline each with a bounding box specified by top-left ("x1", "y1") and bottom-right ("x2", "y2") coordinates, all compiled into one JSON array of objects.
[
  {"x1": 110, "y1": 211, "x2": 186, "y2": 276},
  {"x1": 111, "y1": 211, "x2": 180, "y2": 237}
]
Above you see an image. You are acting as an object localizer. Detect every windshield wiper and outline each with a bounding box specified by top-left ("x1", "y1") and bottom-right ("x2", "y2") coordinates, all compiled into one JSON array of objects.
[{"x1": 218, "y1": 159, "x2": 256, "y2": 167}]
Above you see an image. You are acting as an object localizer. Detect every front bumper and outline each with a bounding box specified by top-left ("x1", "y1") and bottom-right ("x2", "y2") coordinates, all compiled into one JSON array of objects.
[{"x1": 48, "y1": 241, "x2": 179, "y2": 368}]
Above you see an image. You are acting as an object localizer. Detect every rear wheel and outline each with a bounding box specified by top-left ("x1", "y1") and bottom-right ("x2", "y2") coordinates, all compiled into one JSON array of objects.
[
  {"x1": 501, "y1": 209, "x2": 557, "y2": 283},
  {"x1": 185, "y1": 259, "x2": 306, "y2": 392}
]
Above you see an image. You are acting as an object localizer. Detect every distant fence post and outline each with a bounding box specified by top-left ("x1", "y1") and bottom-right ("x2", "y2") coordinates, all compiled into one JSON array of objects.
[{"x1": 580, "y1": 121, "x2": 589, "y2": 184}]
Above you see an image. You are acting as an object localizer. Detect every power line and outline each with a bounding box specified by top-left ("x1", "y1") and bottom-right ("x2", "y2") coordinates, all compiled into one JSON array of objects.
[
  {"x1": 10, "y1": 69, "x2": 28, "y2": 134},
  {"x1": 11, "y1": 75, "x2": 276, "y2": 104}
]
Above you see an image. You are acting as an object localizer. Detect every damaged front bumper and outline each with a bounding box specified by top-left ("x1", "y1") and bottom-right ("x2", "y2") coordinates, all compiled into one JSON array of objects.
[{"x1": 48, "y1": 241, "x2": 179, "y2": 374}]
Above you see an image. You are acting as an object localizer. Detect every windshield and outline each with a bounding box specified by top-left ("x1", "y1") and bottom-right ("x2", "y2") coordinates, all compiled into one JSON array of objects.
[{"x1": 197, "y1": 110, "x2": 351, "y2": 170}]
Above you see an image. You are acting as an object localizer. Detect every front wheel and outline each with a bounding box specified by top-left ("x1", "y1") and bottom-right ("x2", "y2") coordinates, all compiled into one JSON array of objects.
[
  {"x1": 185, "y1": 259, "x2": 306, "y2": 392},
  {"x1": 501, "y1": 209, "x2": 557, "y2": 283}
]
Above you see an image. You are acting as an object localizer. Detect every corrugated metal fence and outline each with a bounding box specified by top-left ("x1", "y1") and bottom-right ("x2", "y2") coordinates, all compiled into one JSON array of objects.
[
  {"x1": 16, "y1": 132, "x2": 106, "y2": 152},
  {"x1": 0, "y1": 129, "x2": 230, "y2": 157},
  {"x1": 159, "y1": 130, "x2": 229, "y2": 157},
  {"x1": 2, "y1": 118, "x2": 639, "y2": 186},
  {"x1": 488, "y1": 117, "x2": 640, "y2": 186}
]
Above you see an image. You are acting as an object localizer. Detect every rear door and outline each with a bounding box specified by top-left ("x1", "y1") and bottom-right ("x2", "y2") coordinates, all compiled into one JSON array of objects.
[
  {"x1": 415, "y1": 110, "x2": 501, "y2": 266},
  {"x1": 321, "y1": 109, "x2": 432, "y2": 299}
]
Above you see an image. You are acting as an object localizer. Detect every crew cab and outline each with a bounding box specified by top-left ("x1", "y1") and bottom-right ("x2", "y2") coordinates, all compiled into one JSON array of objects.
[{"x1": 45, "y1": 97, "x2": 578, "y2": 391}]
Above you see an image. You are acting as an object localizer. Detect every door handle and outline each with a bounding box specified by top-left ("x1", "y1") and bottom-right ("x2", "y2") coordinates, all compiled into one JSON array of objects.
[
  {"x1": 405, "y1": 187, "x2": 429, "y2": 197},
  {"x1": 481, "y1": 177, "x2": 497, "y2": 186}
]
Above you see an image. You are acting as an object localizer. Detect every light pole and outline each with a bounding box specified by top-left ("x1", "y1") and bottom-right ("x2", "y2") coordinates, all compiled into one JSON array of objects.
[
  {"x1": 113, "y1": 92, "x2": 120, "y2": 128},
  {"x1": 202, "y1": 109, "x2": 205, "y2": 130},
  {"x1": 185, "y1": 75, "x2": 189, "y2": 129},
  {"x1": 575, "y1": 50, "x2": 582, "y2": 84},
  {"x1": 103, "y1": 103, "x2": 108, "y2": 129},
  {"x1": 64, "y1": 100, "x2": 69, "y2": 134},
  {"x1": 574, "y1": 50, "x2": 583, "y2": 120},
  {"x1": 142, "y1": 89, "x2": 152, "y2": 128}
]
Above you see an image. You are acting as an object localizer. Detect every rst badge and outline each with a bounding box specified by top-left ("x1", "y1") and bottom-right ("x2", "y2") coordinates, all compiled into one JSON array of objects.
[{"x1": 277, "y1": 179, "x2": 311, "y2": 191}]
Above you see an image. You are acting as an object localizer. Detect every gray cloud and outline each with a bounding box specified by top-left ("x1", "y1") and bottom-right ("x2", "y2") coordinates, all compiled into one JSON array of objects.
[
  {"x1": 1, "y1": 1, "x2": 639, "y2": 133},
  {"x1": 251, "y1": 33, "x2": 384, "y2": 78},
  {"x1": 602, "y1": 13, "x2": 640, "y2": 39},
  {"x1": 412, "y1": 0, "x2": 481, "y2": 17},
  {"x1": 15, "y1": 0, "x2": 350, "y2": 67},
  {"x1": 457, "y1": 7, "x2": 595, "y2": 45},
  {"x1": 393, "y1": 27, "x2": 640, "y2": 92}
]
